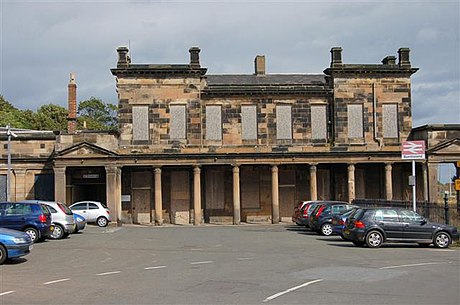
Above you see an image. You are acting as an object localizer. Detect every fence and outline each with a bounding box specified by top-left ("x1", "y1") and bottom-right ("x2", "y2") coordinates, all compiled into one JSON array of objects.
[{"x1": 352, "y1": 199, "x2": 459, "y2": 227}]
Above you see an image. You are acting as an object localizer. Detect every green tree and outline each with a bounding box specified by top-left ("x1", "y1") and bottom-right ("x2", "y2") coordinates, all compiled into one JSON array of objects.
[
  {"x1": 0, "y1": 95, "x2": 33, "y2": 128},
  {"x1": 77, "y1": 97, "x2": 118, "y2": 131},
  {"x1": 31, "y1": 104, "x2": 68, "y2": 131}
]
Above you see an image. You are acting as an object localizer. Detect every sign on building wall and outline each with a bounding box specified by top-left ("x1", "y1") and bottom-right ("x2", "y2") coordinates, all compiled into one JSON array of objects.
[
  {"x1": 455, "y1": 179, "x2": 460, "y2": 191},
  {"x1": 401, "y1": 140, "x2": 425, "y2": 159}
]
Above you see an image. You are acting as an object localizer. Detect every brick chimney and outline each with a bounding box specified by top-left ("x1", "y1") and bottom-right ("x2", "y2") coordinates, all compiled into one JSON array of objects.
[
  {"x1": 254, "y1": 55, "x2": 265, "y2": 75},
  {"x1": 67, "y1": 73, "x2": 77, "y2": 134}
]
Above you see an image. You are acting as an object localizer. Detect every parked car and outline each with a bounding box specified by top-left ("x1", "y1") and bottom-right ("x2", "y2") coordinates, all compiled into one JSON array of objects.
[
  {"x1": 69, "y1": 201, "x2": 111, "y2": 227},
  {"x1": 296, "y1": 201, "x2": 326, "y2": 227},
  {"x1": 292, "y1": 201, "x2": 313, "y2": 225},
  {"x1": 0, "y1": 228, "x2": 33, "y2": 264},
  {"x1": 343, "y1": 207, "x2": 460, "y2": 248},
  {"x1": 309, "y1": 202, "x2": 355, "y2": 236},
  {"x1": 0, "y1": 201, "x2": 54, "y2": 243},
  {"x1": 73, "y1": 213, "x2": 86, "y2": 233},
  {"x1": 331, "y1": 207, "x2": 359, "y2": 239},
  {"x1": 21, "y1": 200, "x2": 76, "y2": 240}
]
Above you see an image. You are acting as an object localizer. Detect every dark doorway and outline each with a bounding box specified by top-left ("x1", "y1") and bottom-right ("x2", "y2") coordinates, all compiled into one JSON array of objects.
[{"x1": 68, "y1": 167, "x2": 106, "y2": 205}]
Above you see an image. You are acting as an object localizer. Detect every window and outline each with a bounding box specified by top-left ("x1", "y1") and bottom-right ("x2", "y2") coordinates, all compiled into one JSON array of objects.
[
  {"x1": 71, "y1": 203, "x2": 87, "y2": 210},
  {"x1": 347, "y1": 104, "x2": 364, "y2": 138},
  {"x1": 0, "y1": 175, "x2": 6, "y2": 202},
  {"x1": 89, "y1": 203, "x2": 99, "y2": 210},
  {"x1": 132, "y1": 106, "x2": 149, "y2": 142},
  {"x1": 34, "y1": 174, "x2": 54, "y2": 201},
  {"x1": 383, "y1": 104, "x2": 398, "y2": 138},
  {"x1": 241, "y1": 105, "x2": 257, "y2": 140},
  {"x1": 311, "y1": 105, "x2": 327, "y2": 140},
  {"x1": 374, "y1": 209, "x2": 399, "y2": 222},
  {"x1": 206, "y1": 105, "x2": 222, "y2": 141},
  {"x1": 276, "y1": 105, "x2": 292, "y2": 140},
  {"x1": 170, "y1": 105, "x2": 186, "y2": 139},
  {"x1": 47, "y1": 206, "x2": 58, "y2": 213},
  {"x1": 399, "y1": 210, "x2": 424, "y2": 222}
]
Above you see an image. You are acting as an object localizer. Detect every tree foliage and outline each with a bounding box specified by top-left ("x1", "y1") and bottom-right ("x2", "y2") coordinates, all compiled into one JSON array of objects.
[{"x1": 77, "y1": 97, "x2": 118, "y2": 131}]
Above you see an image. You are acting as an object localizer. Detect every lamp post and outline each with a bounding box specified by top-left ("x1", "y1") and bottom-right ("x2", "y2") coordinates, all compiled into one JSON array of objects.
[{"x1": 6, "y1": 125, "x2": 17, "y2": 202}]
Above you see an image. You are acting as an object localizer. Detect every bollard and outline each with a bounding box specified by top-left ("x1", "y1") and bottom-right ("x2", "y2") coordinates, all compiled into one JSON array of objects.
[{"x1": 443, "y1": 191, "x2": 449, "y2": 225}]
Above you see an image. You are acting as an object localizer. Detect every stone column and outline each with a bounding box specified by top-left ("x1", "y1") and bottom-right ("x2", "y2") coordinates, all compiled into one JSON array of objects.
[
  {"x1": 385, "y1": 163, "x2": 393, "y2": 200},
  {"x1": 232, "y1": 165, "x2": 241, "y2": 225},
  {"x1": 271, "y1": 165, "x2": 280, "y2": 224},
  {"x1": 193, "y1": 166, "x2": 202, "y2": 225},
  {"x1": 427, "y1": 163, "x2": 438, "y2": 203},
  {"x1": 154, "y1": 167, "x2": 163, "y2": 225},
  {"x1": 54, "y1": 167, "x2": 66, "y2": 203},
  {"x1": 422, "y1": 163, "x2": 429, "y2": 202},
  {"x1": 347, "y1": 164, "x2": 355, "y2": 203},
  {"x1": 13, "y1": 169, "x2": 27, "y2": 201},
  {"x1": 309, "y1": 164, "x2": 318, "y2": 201},
  {"x1": 106, "y1": 166, "x2": 122, "y2": 225}
]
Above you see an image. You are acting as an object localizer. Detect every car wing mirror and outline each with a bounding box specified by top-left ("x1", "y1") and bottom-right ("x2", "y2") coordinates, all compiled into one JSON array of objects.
[{"x1": 420, "y1": 218, "x2": 427, "y2": 225}]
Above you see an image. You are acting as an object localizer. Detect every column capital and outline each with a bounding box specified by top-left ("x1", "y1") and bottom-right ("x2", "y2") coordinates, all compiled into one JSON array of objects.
[
  {"x1": 193, "y1": 166, "x2": 201, "y2": 174},
  {"x1": 309, "y1": 164, "x2": 317, "y2": 171},
  {"x1": 13, "y1": 169, "x2": 27, "y2": 175},
  {"x1": 348, "y1": 164, "x2": 355, "y2": 171},
  {"x1": 232, "y1": 165, "x2": 240, "y2": 174},
  {"x1": 385, "y1": 163, "x2": 393, "y2": 170},
  {"x1": 271, "y1": 165, "x2": 278, "y2": 173},
  {"x1": 105, "y1": 166, "x2": 121, "y2": 174},
  {"x1": 54, "y1": 167, "x2": 66, "y2": 174},
  {"x1": 154, "y1": 167, "x2": 162, "y2": 174}
]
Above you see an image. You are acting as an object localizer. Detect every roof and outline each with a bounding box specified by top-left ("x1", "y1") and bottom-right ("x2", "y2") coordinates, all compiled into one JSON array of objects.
[{"x1": 206, "y1": 74, "x2": 326, "y2": 86}]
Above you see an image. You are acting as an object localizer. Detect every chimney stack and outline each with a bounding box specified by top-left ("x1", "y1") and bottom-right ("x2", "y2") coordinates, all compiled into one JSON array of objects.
[
  {"x1": 254, "y1": 55, "x2": 265, "y2": 75},
  {"x1": 189, "y1": 47, "x2": 201, "y2": 68},
  {"x1": 67, "y1": 73, "x2": 77, "y2": 134},
  {"x1": 398, "y1": 47, "x2": 411, "y2": 67},
  {"x1": 381, "y1": 56, "x2": 396, "y2": 66},
  {"x1": 117, "y1": 46, "x2": 129, "y2": 67},
  {"x1": 330, "y1": 47, "x2": 343, "y2": 67}
]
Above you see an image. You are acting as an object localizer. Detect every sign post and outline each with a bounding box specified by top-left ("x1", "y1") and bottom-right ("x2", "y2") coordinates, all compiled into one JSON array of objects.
[{"x1": 401, "y1": 141, "x2": 426, "y2": 211}]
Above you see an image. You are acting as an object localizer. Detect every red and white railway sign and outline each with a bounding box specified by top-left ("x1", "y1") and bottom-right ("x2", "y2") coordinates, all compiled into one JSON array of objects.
[{"x1": 401, "y1": 140, "x2": 426, "y2": 160}]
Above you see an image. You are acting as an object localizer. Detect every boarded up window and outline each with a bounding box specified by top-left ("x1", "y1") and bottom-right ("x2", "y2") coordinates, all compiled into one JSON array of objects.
[
  {"x1": 0, "y1": 175, "x2": 6, "y2": 201},
  {"x1": 205, "y1": 171, "x2": 225, "y2": 210},
  {"x1": 206, "y1": 105, "x2": 222, "y2": 141},
  {"x1": 241, "y1": 105, "x2": 257, "y2": 140},
  {"x1": 383, "y1": 104, "x2": 398, "y2": 138},
  {"x1": 311, "y1": 105, "x2": 327, "y2": 140},
  {"x1": 347, "y1": 104, "x2": 364, "y2": 138},
  {"x1": 34, "y1": 174, "x2": 54, "y2": 201},
  {"x1": 170, "y1": 105, "x2": 186, "y2": 139},
  {"x1": 241, "y1": 169, "x2": 260, "y2": 209},
  {"x1": 276, "y1": 105, "x2": 292, "y2": 140},
  {"x1": 132, "y1": 106, "x2": 149, "y2": 142}
]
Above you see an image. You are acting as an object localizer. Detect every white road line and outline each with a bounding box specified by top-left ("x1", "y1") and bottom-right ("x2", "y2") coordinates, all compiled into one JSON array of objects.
[
  {"x1": 190, "y1": 261, "x2": 214, "y2": 265},
  {"x1": 429, "y1": 249, "x2": 456, "y2": 252},
  {"x1": 379, "y1": 262, "x2": 446, "y2": 270},
  {"x1": 237, "y1": 257, "x2": 255, "y2": 261},
  {"x1": 263, "y1": 279, "x2": 323, "y2": 302},
  {"x1": 0, "y1": 291, "x2": 15, "y2": 296},
  {"x1": 43, "y1": 278, "x2": 70, "y2": 285},
  {"x1": 97, "y1": 271, "x2": 121, "y2": 276},
  {"x1": 144, "y1": 265, "x2": 167, "y2": 270}
]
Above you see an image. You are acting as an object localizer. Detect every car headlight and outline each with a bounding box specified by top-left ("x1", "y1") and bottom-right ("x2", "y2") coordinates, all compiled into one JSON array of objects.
[{"x1": 12, "y1": 237, "x2": 27, "y2": 243}]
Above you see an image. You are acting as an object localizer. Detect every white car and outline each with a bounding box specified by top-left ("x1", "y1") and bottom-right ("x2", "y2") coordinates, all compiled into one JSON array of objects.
[{"x1": 69, "y1": 201, "x2": 111, "y2": 227}]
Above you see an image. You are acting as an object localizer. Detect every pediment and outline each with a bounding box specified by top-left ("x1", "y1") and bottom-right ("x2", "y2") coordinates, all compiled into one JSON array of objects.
[
  {"x1": 428, "y1": 138, "x2": 460, "y2": 155},
  {"x1": 56, "y1": 142, "x2": 117, "y2": 158}
]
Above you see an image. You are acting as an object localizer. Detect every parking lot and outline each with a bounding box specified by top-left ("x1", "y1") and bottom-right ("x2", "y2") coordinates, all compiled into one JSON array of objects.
[{"x1": 1, "y1": 224, "x2": 459, "y2": 305}]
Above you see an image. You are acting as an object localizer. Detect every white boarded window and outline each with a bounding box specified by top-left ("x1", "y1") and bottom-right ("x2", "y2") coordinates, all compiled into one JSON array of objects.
[
  {"x1": 276, "y1": 105, "x2": 292, "y2": 140},
  {"x1": 347, "y1": 104, "x2": 363, "y2": 138},
  {"x1": 241, "y1": 105, "x2": 257, "y2": 140},
  {"x1": 311, "y1": 105, "x2": 327, "y2": 140},
  {"x1": 383, "y1": 104, "x2": 398, "y2": 138},
  {"x1": 132, "y1": 106, "x2": 149, "y2": 141},
  {"x1": 206, "y1": 105, "x2": 222, "y2": 141},
  {"x1": 170, "y1": 105, "x2": 186, "y2": 139}
]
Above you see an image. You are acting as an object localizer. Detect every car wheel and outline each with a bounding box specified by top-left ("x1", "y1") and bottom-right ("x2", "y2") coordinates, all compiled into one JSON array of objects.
[
  {"x1": 366, "y1": 230, "x2": 383, "y2": 248},
  {"x1": 97, "y1": 216, "x2": 108, "y2": 227},
  {"x1": 352, "y1": 240, "x2": 365, "y2": 247},
  {"x1": 433, "y1": 232, "x2": 451, "y2": 248},
  {"x1": 0, "y1": 244, "x2": 7, "y2": 265},
  {"x1": 24, "y1": 227, "x2": 39, "y2": 243},
  {"x1": 50, "y1": 224, "x2": 65, "y2": 240},
  {"x1": 320, "y1": 223, "x2": 333, "y2": 236}
]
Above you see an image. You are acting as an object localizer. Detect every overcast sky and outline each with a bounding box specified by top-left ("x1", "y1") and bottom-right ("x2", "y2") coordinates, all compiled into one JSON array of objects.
[{"x1": 1, "y1": 0, "x2": 459, "y2": 128}]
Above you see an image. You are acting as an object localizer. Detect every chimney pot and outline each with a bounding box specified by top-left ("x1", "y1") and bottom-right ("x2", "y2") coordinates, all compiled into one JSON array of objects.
[
  {"x1": 254, "y1": 55, "x2": 266, "y2": 75},
  {"x1": 398, "y1": 47, "x2": 411, "y2": 67},
  {"x1": 117, "y1": 46, "x2": 129, "y2": 67},
  {"x1": 330, "y1": 47, "x2": 343, "y2": 67},
  {"x1": 189, "y1": 47, "x2": 201, "y2": 68}
]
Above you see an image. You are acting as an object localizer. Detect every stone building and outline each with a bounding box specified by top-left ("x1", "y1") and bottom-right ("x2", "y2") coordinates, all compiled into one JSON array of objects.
[{"x1": 1, "y1": 46, "x2": 459, "y2": 225}]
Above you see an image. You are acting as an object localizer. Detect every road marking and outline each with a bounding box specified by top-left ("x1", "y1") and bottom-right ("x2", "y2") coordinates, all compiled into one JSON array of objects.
[
  {"x1": 0, "y1": 291, "x2": 15, "y2": 296},
  {"x1": 43, "y1": 278, "x2": 70, "y2": 285},
  {"x1": 379, "y1": 262, "x2": 446, "y2": 270},
  {"x1": 97, "y1": 271, "x2": 121, "y2": 276},
  {"x1": 237, "y1": 257, "x2": 255, "y2": 261},
  {"x1": 429, "y1": 249, "x2": 456, "y2": 252},
  {"x1": 263, "y1": 279, "x2": 323, "y2": 302},
  {"x1": 190, "y1": 261, "x2": 214, "y2": 265},
  {"x1": 144, "y1": 265, "x2": 167, "y2": 270}
]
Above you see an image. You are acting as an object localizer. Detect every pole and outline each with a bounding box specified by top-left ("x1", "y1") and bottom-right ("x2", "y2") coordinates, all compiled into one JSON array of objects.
[
  {"x1": 6, "y1": 125, "x2": 12, "y2": 202},
  {"x1": 412, "y1": 160, "x2": 416, "y2": 212}
]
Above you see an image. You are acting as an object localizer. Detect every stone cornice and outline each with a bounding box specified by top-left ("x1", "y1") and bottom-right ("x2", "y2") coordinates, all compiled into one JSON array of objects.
[
  {"x1": 324, "y1": 65, "x2": 418, "y2": 77},
  {"x1": 111, "y1": 65, "x2": 207, "y2": 77},
  {"x1": 202, "y1": 85, "x2": 331, "y2": 98}
]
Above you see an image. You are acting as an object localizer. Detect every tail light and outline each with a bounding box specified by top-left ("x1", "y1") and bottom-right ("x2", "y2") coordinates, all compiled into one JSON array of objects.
[
  {"x1": 354, "y1": 220, "x2": 365, "y2": 229},
  {"x1": 106, "y1": 209, "x2": 110, "y2": 214},
  {"x1": 39, "y1": 215, "x2": 47, "y2": 223},
  {"x1": 315, "y1": 206, "x2": 325, "y2": 217},
  {"x1": 303, "y1": 207, "x2": 309, "y2": 216}
]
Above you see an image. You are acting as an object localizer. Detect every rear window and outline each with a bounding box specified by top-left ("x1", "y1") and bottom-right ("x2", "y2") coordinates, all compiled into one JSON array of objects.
[
  {"x1": 40, "y1": 204, "x2": 51, "y2": 216},
  {"x1": 350, "y1": 208, "x2": 365, "y2": 221},
  {"x1": 58, "y1": 203, "x2": 73, "y2": 215}
]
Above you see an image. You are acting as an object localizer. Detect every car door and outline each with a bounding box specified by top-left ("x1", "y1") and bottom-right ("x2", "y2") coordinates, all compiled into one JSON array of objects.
[
  {"x1": 373, "y1": 209, "x2": 404, "y2": 239},
  {"x1": 399, "y1": 210, "x2": 432, "y2": 241},
  {"x1": 1, "y1": 203, "x2": 27, "y2": 231},
  {"x1": 87, "y1": 203, "x2": 100, "y2": 222},
  {"x1": 71, "y1": 202, "x2": 89, "y2": 220}
]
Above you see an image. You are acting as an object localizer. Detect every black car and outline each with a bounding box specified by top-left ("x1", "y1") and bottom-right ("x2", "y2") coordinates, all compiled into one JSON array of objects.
[
  {"x1": 343, "y1": 207, "x2": 459, "y2": 248},
  {"x1": 308, "y1": 201, "x2": 353, "y2": 235}
]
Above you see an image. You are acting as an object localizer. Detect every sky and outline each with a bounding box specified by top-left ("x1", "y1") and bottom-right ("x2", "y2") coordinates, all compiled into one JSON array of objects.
[{"x1": 0, "y1": 0, "x2": 459, "y2": 129}]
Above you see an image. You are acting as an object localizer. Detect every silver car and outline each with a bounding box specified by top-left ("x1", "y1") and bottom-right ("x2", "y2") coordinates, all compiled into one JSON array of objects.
[
  {"x1": 69, "y1": 201, "x2": 111, "y2": 227},
  {"x1": 20, "y1": 200, "x2": 75, "y2": 239}
]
